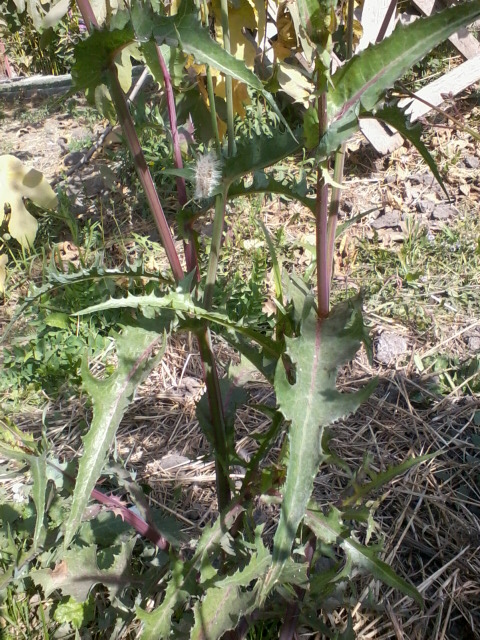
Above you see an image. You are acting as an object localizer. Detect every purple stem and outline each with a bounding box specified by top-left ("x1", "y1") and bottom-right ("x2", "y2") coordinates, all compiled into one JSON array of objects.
[
  {"x1": 155, "y1": 44, "x2": 199, "y2": 277},
  {"x1": 91, "y1": 487, "x2": 170, "y2": 551},
  {"x1": 76, "y1": 0, "x2": 184, "y2": 283}
]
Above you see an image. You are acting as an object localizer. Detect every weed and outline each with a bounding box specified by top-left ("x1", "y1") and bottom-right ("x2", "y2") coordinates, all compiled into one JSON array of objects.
[{"x1": 2, "y1": 1, "x2": 480, "y2": 638}]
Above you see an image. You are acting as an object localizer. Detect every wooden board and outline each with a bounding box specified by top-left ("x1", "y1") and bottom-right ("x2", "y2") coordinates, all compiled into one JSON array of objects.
[
  {"x1": 410, "y1": 0, "x2": 480, "y2": 59},
  {"x1": 357, "y1": 0, "x2": 396, "y2": 51},
  {"x1": 398, "y1": 54, "x2": 480, "y2": 121},
  {"x1": 359, "y1": 0, "x2": 480, "y2": 153}
]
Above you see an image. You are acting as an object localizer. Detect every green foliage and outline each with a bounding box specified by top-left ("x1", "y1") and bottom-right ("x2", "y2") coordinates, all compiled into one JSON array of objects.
[
  {"x1": 2, "y1": 0, "x2": 479, "y2": 637},
  {"x1": 0, "y1": 1, "x2": 84, "y2": 75},
  {"x1": 64, "y1": 321, "x2": 168, "y2": 547},
  {"x1": 261, "y1": 294, "x2": 378, "y2": 599}
]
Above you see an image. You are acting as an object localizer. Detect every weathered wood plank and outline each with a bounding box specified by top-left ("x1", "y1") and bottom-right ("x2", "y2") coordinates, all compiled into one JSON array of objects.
[
  {"x1": 410, "y1": 0, "x2": 480, "y2": 59},
  {"x1": 359, "y1": 119, "x2": 404, "y2": 155},
  {"x1": 357, "y1": 0, "x2": 396, "y2": 52},
  {"x1": 398, "y1": 55, "x2": 480, "y2": 121}
]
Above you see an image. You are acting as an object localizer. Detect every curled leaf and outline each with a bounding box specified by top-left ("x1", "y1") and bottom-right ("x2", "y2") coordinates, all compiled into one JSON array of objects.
[{"x1": 0, "y1": 155, "x2": 58, "y2": 248}]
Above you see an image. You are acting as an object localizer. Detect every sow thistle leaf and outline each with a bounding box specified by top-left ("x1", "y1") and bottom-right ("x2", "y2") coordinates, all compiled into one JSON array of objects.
[
  {"x1": 223, "y1": 129, "x2": 301, "y2": 188},
  {"x1": 31, "y1": 540, "x2": 136, "y2": 603},
  {"x1": 138, "y1": 505, "x2": 244, "y2": 639},
  {"x1": 191, "y1": 527, "x2": 269, "y2": 640},
  {"x1": 149, "y1": 0, "x2": 290, "y2": 133},
  {"x1": 305, "y1": 507, "x2": 423, "y2": 607},
  {"x1": 228, "y1": 170, "x2": 315, "y2": 214},
  {"x1": 317, "y1": 1, "x2": 480, "y2": 159},
  {"x1": 64, "y1": 323, "x2": 168, "y2": 548},
  {"x1": 0, "y1": 441, "x2": 47, "y2": 551},
  {"x1": 191, "y1": 587, "x2": 257, "y2": 640},
  {"x1": 74, "y1": 290, "x2": 281, "y2": 360},
  {"x1": 0, "y1": 155, "x2": 58, "y2": 248},
  {"x1": 150, "y1": 0, "x2": 262, "y2": 91},
  {"x1": 72, "y1": 25, "x2": 135, "y2": 95},
  {"x1": 261, "y1": 297, "x2": 377, "y2": 600}
]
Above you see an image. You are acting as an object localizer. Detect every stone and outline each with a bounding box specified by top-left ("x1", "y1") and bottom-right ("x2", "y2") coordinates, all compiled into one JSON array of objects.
[
  {"x1": 376, "y1": 332, "x2": 409, "y2": 364},
  {"x1": 468, "y1": 336, "x2": 480, "y2": 351},
  {"x1": 416, "y1": 200, "x2": 435, "y2": 214},
  {"x1": 371, "y1": 210, "x2": 401, "y2": 230},
  {"x1": 431, "y1": 204, "x2": 456, "y2": 221},
  {"x1": 464, "y1": 155, "x2": 479, "y2": 169}
]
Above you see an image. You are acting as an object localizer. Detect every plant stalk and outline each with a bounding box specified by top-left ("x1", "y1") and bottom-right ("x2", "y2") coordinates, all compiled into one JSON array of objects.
[
  {"x1": 76, "y1": 0, "x2": 184, "y2": 282},
  {"x1": 108, "y1": 68, "x2": 184, "y2": 283},
  {"x1": 202, "y1": 0, "x2": 221, "y2": 151},
  {"x1": 204, "y1": 192, "x2": 226, "y2": 311},
  {"x1": 155, "y1": 44, "x2": 199, "y2": 277},
  {"x1": 327, "y1": 0, "x2": 353, "y2": 283},
  {"x1": 196, "y1": 326, "x2": 231, "y2": 510},
  {"x1": 219, "y1": 0, "x2": 236, "y2": 155},
  {"x1": 76, "y1": 0, "x2": 98, "y2": 31},
  {"x1": 316, "y1": 90, "x2": 330, "y2": 318}
]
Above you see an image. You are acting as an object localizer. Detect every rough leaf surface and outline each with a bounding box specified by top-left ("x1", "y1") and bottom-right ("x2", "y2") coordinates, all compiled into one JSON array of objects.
[
  {"x1": 64, "y1": 323, "x2": 166, "y2": 547},
  {"x1": 262, "y1": 297, "x2": 377, "y2": 598}
]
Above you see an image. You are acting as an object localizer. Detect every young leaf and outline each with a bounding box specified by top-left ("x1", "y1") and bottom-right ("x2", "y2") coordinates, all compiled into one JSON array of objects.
[
  {"x1": 0, "y1": 155, "x2": 58, "y2": 247},
  {"x1": 191, "y1": 587, "x2": 257, "y2": 640},
  {"x1": 29, "y1": 452, "x2": 47, "y2": 551},
  {"x1": 137, "y1": 505, "x2": 244, "y2": 639},
  {"x1": 64, "y1": 322, "x2": 167, "y2": 547},
  {"x1": 341, "y1": 452, "x2": 437, "y2": 508},
  {"x1": 191, "y1": 526, "x2": 270, "y2": 639},
  {"x1": 260, "y1": 297, "x2": 377, "y2": 600},
  {"x1": 0, "y1": 441, "x2": 47, "y2": 551},
  {"x1": 305, "y1": 507, "x2": 423, "y2": 607},
  {"x1": 136, "y1": 559, "x2": 189, "y2": 640}
]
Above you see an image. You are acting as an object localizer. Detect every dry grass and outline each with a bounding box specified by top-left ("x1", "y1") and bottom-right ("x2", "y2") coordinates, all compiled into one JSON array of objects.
[
  {"x1": 6, "y1": 313, "x2": 479, "y2": 638},
  {"x1": 1, "y1": 91, "x2": 480, "y2": 639}
]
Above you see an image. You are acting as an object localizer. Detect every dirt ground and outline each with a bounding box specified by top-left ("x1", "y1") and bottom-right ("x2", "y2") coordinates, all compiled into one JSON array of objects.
[{"x1": 1, "y1": 86, "x2": 480, "y2": 638}]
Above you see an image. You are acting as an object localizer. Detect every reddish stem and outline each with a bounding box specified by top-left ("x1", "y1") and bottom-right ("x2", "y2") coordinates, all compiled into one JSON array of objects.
[{"x1": 155, "y1": 45, "x2": 199, "y2": 278}]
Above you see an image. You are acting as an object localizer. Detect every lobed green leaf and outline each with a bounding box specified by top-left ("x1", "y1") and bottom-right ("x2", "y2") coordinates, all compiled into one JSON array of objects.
[
  {"x1": 260, "y1": 296, "x2": 377, "y2": 600},
  {"x1": 64, "y1": 322, "x2": 167, "y2": 547}
]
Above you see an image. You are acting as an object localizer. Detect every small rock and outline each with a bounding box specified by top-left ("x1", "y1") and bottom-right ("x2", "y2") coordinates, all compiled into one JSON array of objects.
[
  {"x1": 376, "y1": 332, "x2": 409, "y2": 364},
  {"x1": 416, "y1": 200, "x2": 435, "y2": 214},
  {"x1": 468, "y1": 336, "x2": 480, "y2": 351},
  {"x1": 464, "y1": 155, "x2": 479, "y2": 169},
  {"x1": 83, "y1": 172, "x2": 105, "y2": 197},
  {"x1": 64, "y1": 151, "x2": 85, "y2": 166},
  {"x1": 158, "y1": 453, "x2": 190, "y2": 470},
  {"x1": 371, "y1": 210, "x2": 401, "y2": 230},
  {"x1": 431, "y1": 204, "x2": 456, "y2": 221}
]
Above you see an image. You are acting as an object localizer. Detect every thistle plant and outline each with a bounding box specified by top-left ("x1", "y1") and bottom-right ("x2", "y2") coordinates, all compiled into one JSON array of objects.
[{"x1": 2, "y1": 0, "x2": 480, "y2": 637}]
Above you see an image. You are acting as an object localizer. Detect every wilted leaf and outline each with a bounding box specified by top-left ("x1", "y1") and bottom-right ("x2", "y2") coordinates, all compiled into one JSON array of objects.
[
  {"x1": 0, "y1": 254, "x2": 7, "y2": 294},
  {"x1": 0, "y1": 155, "x2": 57, "y2": 247}
]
